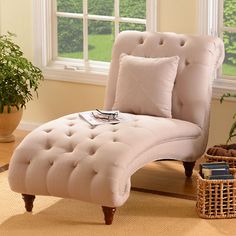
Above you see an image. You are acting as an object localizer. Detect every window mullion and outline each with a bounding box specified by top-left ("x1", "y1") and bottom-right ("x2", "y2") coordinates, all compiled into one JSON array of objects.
[
  {"x1": 119, "y1": 17, "x2": 146, "y2": 24},
  {"x1": 83, "y1": 0, "x2": 88, "y2": 62},
  {"x1": 114, "y1": 0, "x2": 119, "y2": 37},
  {"x1": 52, "y1": 0, "x2": 58, "y2": 61},
  {"x1": 222, "y1": 27, "x2": 236, "y2": 33},
  {"x1": 56, "y1": 12, "x2": 84, "y2": 19},
  {"x1": 207, "y1": 0, "x2": 220, "y2": 36},
  {"x1": 218, "y1": 0, "x2": 224, "y2": 78},
  {"x1": 146, "y1": 0, "x2": 157, "y2": 31},
  {"x1": 87, "y1": 15, "x2": 115, "y2": 21},
  {"x1": 44, "y1": 0, "x2": 54, "y2": 65},
  {"x1": 218, "y1": 0, "x2": 224, "y2": 36}
]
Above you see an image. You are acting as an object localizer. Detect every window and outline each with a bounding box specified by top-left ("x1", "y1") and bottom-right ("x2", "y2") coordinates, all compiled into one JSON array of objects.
[
  {"x1": 33, "y1": 0, "x2": 157, "y2": 85},
  {"x1": 220, "y1": 0, "x2": 236, "y2": 78},
  {"x1": 199, "y1": 0, "x2": 236, "y2": 96}
]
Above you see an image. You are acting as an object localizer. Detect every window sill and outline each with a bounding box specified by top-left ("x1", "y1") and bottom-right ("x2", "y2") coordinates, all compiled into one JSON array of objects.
[
  {"x1": 212, "y1": 78, "x2": 236, "y2": 100},
  {"x1": 42, "y1": 61, "x2": 109, "y2": 86}
]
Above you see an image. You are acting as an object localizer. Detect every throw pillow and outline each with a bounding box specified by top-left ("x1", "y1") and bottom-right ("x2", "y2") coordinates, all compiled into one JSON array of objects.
[{"x1": 112, "y1": 54, "x2": 180, "y2": 118}]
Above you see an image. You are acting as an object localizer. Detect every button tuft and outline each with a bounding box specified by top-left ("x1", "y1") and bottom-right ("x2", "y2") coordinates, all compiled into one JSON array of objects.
[
  {"x1": 67, "y1": 131, "x2": 73, "y2": 137},
  {"x1": 185, "y1": 59, "x2": 190, "y2": 66},
  {"x1": 180, "y1": 40, "x2": 185, "y2": 47},
  {"x1": 139, "y1": 37, "x2": 144, "y2": 44},
  {"x1": 44, "y1": 129, "x2": 52, "y2": 133}
]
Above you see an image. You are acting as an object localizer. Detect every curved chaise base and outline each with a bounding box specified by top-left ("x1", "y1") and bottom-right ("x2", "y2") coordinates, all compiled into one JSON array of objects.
[
  {"x1": 22, "y1": 193, "x2": 116, "y2": 225},
  {"x1": 9, "y1": 113, "x2": 202, "y2": 225},
  {"x1": 20, "y1": 162, "x2": 195, "y2": 225},
  {"x1": 20, "y1": 160, "x2": 195, "y2": 225}
]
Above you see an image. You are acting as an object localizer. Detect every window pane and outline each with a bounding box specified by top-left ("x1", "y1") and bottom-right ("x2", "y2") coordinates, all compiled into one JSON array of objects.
[
  {"x1": 119, "y1": 22, "x2": 146, "y2": 32},
  {"x1": 57, "y1": 17, "x2": 83, "y2": 59},
  {"x1": 88, "y1": 20, "x2": 114, "y2": 62},
  {"x1": 57, "y1": 0, "x2": 83, "y2": 13},
  {"x1": 120, "y1": 0, "x2": 146, "y2": 19},
  {"x1": 222, "y1": 32, "x2": 236, "y2": 76},
  {"x1": 224, "y1": 0, "x2": 236, "y2": 27},
  {"x1": 88, "y1": 0, "x2": 114, "y2": 16}
]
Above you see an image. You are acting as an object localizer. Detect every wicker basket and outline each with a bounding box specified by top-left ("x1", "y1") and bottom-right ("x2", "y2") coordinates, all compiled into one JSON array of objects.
[
  {"x1": 196, "y1": 171, "x2": 236, "y2": 219},
  {"x1": 205, "y1": 153, "x2": 236, "y2": 169}
]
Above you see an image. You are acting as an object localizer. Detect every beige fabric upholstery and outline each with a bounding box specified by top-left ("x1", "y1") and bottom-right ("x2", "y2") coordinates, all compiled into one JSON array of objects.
[
  {"x1": 105, "y1": 31, "x2": 224, "y2": 129},
  {"x1": 8, "y1": 31, "x2": 224, "y2": 208},
  {"x1": 9, "y1": 114, "x2": 201, "y2": 207},
  {"x1": 113, "y1": 54, "x2": 180, "y2": 117}
]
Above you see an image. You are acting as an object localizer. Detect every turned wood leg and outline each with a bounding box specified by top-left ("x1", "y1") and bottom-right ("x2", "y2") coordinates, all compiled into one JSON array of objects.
[
  {"x1": 22, "y1": 194, "x2": 35, "y2": 212},
  {"x1": 102, "y1": 206, "x2": 116, "y2": 225},
  {"x1": 183, "y1": 161, "x2": 196, "y2": 177}
]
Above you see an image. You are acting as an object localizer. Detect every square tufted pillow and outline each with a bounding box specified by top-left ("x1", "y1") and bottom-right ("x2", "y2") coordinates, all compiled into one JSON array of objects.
[{"x1": 112, "y1": 54, "x2": 180, "y2": 118}]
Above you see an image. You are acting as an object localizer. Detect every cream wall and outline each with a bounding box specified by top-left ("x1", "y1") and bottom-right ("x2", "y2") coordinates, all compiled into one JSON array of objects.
[
  {"x1": 0, "y1": 0, "x2": 235, "y2": 146},
  {"x1": 158, "y1": 0, "x2": 198, "y2": 33},
  {"x1": 209, "y1": 99, "x2": 235, "y2": 147},
  {"x1": 0, "y1": 0, "x2": 33, "y2": 60}
]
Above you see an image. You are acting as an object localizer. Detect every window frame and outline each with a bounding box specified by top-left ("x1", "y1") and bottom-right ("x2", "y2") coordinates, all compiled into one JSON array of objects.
[
  {"x1": 198, "y1": 0, "x2": 236, "y2": 98},
  {"x1": 33, "y1": 0, "x2": 158, "y2": 86}
]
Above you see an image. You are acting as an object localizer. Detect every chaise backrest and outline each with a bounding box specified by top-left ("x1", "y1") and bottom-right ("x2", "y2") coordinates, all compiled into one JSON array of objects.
[{"x1": 104, "y1": 31, "x2": 224, "y2": 129}]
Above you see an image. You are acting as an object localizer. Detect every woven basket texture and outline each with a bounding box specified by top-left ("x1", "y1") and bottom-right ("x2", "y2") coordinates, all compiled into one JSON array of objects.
[{"x1": 196, "y1": 170, "x2": 236, "y2": 219}]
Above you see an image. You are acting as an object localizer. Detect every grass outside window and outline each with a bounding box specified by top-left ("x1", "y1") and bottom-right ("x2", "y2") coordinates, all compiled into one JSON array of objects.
[{"x1": 59, "y1": 34, "x2": 114, "y2": 62}]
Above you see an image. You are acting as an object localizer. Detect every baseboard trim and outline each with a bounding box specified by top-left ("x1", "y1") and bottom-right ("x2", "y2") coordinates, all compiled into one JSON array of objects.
[{"x1": 17, "y1": 121, "x2": 41, "y2": 131}]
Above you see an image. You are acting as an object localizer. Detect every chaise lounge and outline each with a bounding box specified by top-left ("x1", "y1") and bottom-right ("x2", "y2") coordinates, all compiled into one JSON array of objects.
[{"x1": 8, "y1": 31, "x2": 224, "y2": 224}]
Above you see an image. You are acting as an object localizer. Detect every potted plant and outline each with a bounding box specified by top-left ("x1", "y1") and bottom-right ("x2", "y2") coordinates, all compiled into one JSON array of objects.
[
  {"x1": 206, "y1": 93, "x2": 236, "y2": 163},
  {"x1": 0, "y1": 32, "x2": 43, "y2": 142}
]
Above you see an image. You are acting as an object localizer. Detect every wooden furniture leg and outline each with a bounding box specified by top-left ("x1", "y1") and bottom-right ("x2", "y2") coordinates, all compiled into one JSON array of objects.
[
  {"x1": 183, "y1": 161, "x2": 196, "y2": 177},
  {"x1": 102, "y1": 206, "x2": 116, "y2": 225},
  {"x1": 22, "y1": 194, "x2": 35, "y2": 212}
]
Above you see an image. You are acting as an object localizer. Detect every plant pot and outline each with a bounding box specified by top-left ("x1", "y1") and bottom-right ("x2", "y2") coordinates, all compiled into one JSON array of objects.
[{"x1": 0, "y1": 106, "x2": 23, "y2": 143}]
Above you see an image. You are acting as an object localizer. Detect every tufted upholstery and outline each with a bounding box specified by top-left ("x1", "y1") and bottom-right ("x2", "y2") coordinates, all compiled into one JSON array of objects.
[
  {"x1": 9, "y1": 113, "x2": 202, "y2": 207},
  {"x1": 9, "y1": 31, "x2": 224, "y2": 210},
  {"x1": 105, "y1": 31, "x2": 224, "y2": 128}
]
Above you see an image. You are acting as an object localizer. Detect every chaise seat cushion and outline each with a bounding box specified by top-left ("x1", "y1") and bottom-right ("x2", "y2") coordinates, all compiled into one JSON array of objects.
[{"x1": 9, "y1": 112, "x2": 201, "y2": 207}]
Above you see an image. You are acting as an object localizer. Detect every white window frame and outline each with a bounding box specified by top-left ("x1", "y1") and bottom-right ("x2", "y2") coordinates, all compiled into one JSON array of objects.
[
  {"x1": 33, "y1": 0, "x2": 158, "y2": 86},
  {"x1": 198, "y1": 0, "x2": 236, "y2": 98}
]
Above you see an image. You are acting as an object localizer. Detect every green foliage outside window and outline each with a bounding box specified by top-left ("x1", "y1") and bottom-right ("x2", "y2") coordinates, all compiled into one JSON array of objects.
[
  {"x1": 57, "y1": 0, "x2": 83, "y2": 54},
  {"x1": 57, "y1": 0, "x2": 146, "y2": 57},
  {"x1": 57, "y1": 17, "x2": 83, "y2": 54},
  {"x1": 223, "y1": 0, "x2": 236, "y2": 75},
  {"x1": 119, "y1": 0, "x2": 146, "y2": 32},
  {"x1": 88, "y1": 0, "x2": 114, "y2": 34},
  {"x1": 57, "y1": 0, "x2": 83, "y2": 13},
  {"x1": 224, "y1": 0, "x2": 236, "y2": 27}
]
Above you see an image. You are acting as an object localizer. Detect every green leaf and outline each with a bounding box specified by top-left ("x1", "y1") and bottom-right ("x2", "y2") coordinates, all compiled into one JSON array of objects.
[
  {"x1": 0, "y1": 32, "x2": 44, "y2": 113},
  {"x1": 226, "y1": 120, "x2": 236, "y2": 144}
]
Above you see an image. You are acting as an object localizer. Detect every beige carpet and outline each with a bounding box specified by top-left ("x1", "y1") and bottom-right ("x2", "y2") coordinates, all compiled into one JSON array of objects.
[{"x1": 0, "y1": 172, "x2": 235, "y2": 236}]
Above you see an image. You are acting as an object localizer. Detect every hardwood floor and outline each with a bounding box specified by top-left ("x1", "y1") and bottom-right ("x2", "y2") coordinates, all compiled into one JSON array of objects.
[
  {"x1": 1, "y1": 129, "x2": 203, "y2": 200},
  {"x1": 0, "y1": 130, "x2": 28, "y2": 167},
  {"x1": 131, "y1": 160, "x2": 200, "y2": 200}
]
